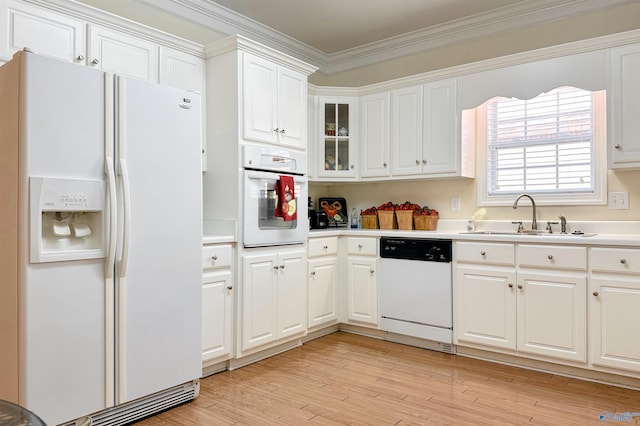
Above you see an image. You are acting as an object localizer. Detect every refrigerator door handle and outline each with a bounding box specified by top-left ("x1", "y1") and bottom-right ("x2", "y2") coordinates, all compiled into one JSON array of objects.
[
  {"x1": 105, "y1": 156, "x2": 117, "y2": 278},
  {"x1": 119, "y1": 157, "x2": 131, "y2": 279}
]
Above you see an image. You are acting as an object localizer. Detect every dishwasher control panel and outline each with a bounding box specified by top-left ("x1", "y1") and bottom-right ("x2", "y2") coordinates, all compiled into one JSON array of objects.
[{"x1": 380, "y1": 237, "x2": 452, "y2": 262}]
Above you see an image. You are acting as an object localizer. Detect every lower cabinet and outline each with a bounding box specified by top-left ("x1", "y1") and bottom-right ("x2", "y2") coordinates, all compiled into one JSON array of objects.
[
  {"x1": 346, "y1": 237, "x2": 378, "y2": 326},
  {"x1": 590, "y1": 247, "x2": 640, "y2": 374},
  {"x1": 201, "y1": 244, "x2": 234, "y2": 365},
  {"x1": 241, "y1": 249, "x2": 307, "y2": 353},
  {"x1": 308, "y1": 237, "x2": 339, "y2": 329},
  {"x1": 455, "y1": 242, "x2": 588, "y2": 364}
]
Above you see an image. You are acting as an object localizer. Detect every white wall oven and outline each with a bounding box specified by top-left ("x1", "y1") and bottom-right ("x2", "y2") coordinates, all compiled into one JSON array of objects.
[{"x1": 243, "y1": 144, "x2": 308, "y2": 247}]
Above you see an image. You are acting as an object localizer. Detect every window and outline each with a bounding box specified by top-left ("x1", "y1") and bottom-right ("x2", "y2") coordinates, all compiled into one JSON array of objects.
[{"x1": 474, "y1": 87, "x2": 606, "y2": 206}]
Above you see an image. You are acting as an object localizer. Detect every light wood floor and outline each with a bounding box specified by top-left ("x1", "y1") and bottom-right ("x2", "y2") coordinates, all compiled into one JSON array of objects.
[{"x1": 137, "y1": 332, "x2": 640, "y2": 425}]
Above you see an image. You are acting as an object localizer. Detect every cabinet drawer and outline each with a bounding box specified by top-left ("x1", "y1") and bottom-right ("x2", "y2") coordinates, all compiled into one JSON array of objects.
[
  {"x1": 591, "y1": 247, "x2": 640, "y2": 274},
  {"x1": 456, "y1": 241, "x2": 515, "y2": 266},
  {"x1": 308, "y1": 237, "x2": 338, "y2": 257},
  {"x1": 202, "y1": 244, "x2": 233, "y2": 270},
  {"x1": 347, "y1": 237, "x2": 377, "y2": 256},
  {"x1": 517, "y1": 244, "x2": 586, "y2": 271}
]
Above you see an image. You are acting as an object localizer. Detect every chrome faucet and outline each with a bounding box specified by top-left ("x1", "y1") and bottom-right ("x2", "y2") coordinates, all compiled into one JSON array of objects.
[
  {"x1": 513, "y1": 193, "x2": 537, "y2": 230},
  {"x1": 559, "y1": 215, "x2": 567, "y2": 234}
]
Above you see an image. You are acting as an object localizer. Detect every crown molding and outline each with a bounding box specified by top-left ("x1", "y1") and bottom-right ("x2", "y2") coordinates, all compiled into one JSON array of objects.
[{"x1": 137, "y1": 0, "x2": 639, "y2": 74}]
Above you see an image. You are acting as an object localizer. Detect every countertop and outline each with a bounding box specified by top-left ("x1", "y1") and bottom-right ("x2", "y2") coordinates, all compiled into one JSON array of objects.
[{"x1": 202, "y1": 235, "x2": 236, "y2": 244}]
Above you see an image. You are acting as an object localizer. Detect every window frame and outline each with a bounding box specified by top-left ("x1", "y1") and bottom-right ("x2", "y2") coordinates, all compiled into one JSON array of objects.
[{"x1": 475, "y1": 89, "x2": 607, "y2": 206}]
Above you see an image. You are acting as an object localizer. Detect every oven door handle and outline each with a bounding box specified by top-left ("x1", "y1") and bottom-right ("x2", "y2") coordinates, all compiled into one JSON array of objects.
[{"x1": 245, "y1": 169, "x2": 307, "y2": 183}]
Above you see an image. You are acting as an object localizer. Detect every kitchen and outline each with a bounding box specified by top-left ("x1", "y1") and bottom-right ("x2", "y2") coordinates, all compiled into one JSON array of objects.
[{"x1": 2, "y1": 0, "x2": 640, "y2": 425}]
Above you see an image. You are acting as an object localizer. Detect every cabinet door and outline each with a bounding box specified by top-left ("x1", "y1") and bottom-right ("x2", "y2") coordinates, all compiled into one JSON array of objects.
[
  {"x1": 88, "y1": 24, "x2": 159, "y2": 81},
  {"x1": 159, "y1": 46, "x2": 204, "y2": 91},
  {"x1": 516, "y1": 272, "x2": 586, "y2": 362},
  {"x1": 318, "y1": 97, "x2": 357, "y2": 178},
  {"x1": 455, "y1": 266, "x2": 516, "y2": 350},
  {"x1": 347, "y1": 257, "x2": 378, "y2": 326},
  {"x1": 277, "y1": 251, "x2": 307, "y2": 339},
  {"x1": 391, "y1": 85, "x2": 423, "y2": 176},
  {"x1": 308, "y1": 257, "x2": 338, "y2": 328},
  {"x1": 243, "y1": 53, "x2": 278, "y2": 144},
  {"x1": 590, "y1": 277, "x2": 640, "y2": 372},
  {"x1": 422, "y1": 79, "x2": 457, "y2": 174},
  {"x1": 201, "y1": 271, "x2": 232, "y2": 363},
  {"x1": 0, "y1": 0, "x2": 85, "y2": 63},
  {"x1": 241, "y1": 253, "x2": 278, "y2": 351},
  {"x1": 277, "y1": 66, "x2": 306, "y2": 149},
  {"x1": 609, "y1": 44, "x2": 640, "y2": 168},
  {"x1": 360, "y1": 92, "x2": 390, "y2": 178}
]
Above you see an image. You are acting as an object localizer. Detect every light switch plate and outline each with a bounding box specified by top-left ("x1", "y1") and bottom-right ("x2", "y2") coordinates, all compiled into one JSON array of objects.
[
  {"x1": 450, "y1": 197, "x2": 460, "y2": 212},
  {"x1": 608, "y1": 192, "x2": 629, "y2": 209}
]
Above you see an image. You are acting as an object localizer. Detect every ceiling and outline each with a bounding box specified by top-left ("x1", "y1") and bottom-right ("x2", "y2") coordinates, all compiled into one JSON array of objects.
[
  {"x1": 135, "y1": 0, "x2": 637, "y2": 73},
  {"x1": 208, "y1": 0, "x2": 526, "y2": 54}
]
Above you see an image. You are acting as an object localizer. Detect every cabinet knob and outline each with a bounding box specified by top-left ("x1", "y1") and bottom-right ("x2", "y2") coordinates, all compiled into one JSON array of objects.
[
  {"x1": 383, "y1": 163, "x2": 388, "y2": 167},
  {"x1": 273, "y1": 266, "x2": 279, "y2": 270},
  {"x1": 620, "y1": 258, "x2": 627, "y2": 264},
  {"x1": 358, "y1": 244, "x2": 363, "y2": 249},
  {"x1": 280, "y1": 265, "x2": 285, "y2": 269},
  {"x1": 226, "y1": 285, "x2": 233, "y2": 290},
  {"x1": 422, "y1": 159, "x2": 427, "y2": 164},
  {"x1": 91, "y1": 58, "x2": 99, "y2": 65},
  {"x1": 280, "y1": 129, "x2": 285, "y2": 134},
  {"x1": 310, "y1": 271, "x2": 316, "y2": 276},
  {"x1": 415, "y1": 160, "x2": 420, "y2": 165},
  {"x1": 593, "y1": 291, "x2": 599, "y2": 296},
  {"x1": 547, "y1": 254, "x2": 554, "y2": 260},
  {"x1": 614, "y1": 143, "x2": 621, "y2": 149},
  {"x1": 211, "y1": 255, "x2": 218, "y2": 261},
  {"x1": 323, "y1": 245, "x2": 328, "y2": 250},
  {"x1": 370, "y1": 269, "x2": 375, "y2": 274},
  {"x1": 480, "y1": 251, "x2": 486, "y2": 256},
  {"x1": 508, "y1": 283, "x2": 514, "y2": 288},
  {"x1": 350, "y1": 164, "x2": 355, "y2": 169},
  {"x1": 76, "y1": 54, "x2": 84, "y2": 61},
  {"x1": 517, "y1": 284, "x2": 523, "y2": 289}
]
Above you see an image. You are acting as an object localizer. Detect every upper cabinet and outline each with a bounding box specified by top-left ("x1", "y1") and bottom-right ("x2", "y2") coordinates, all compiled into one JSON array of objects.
[
  {"x1": 243, "y1": 53, "x2": 308, "y2": 149},
  {"x1": 0, "y1": 0, "x2": 205, "y2": 91},
  {"x1": 317, "y1": 96, "x2": 357, "y2": 178},
  {"x1": 360, "y1": 92, "x2": 390, "y2": 178},
  {"x1": 608, "y1": 43, "x2": 640, "y2": 169},
  {"x1": 206, "y1": 36, "x2": 317, "y2": 151}
]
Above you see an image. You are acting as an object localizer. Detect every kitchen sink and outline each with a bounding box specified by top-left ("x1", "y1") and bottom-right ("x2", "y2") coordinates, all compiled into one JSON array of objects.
[{"x1": 462, "y1": 230, "x2": 597, "y2": 237}]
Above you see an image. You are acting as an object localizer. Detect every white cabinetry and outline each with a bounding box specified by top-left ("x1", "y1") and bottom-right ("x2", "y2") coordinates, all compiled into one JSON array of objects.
[
  {"x1": 391, "y1": 80, "x2": 460, "y2": 177},
  {"x1": 455, "y1": 241, "x2": 517, "y2": 350},
  {"x1": 243, "y1": 52, "x2": 308, "y2": 149},
  {"x1": 0, "y1": 0, "x2": 85, "y2": 63},
  {"x1": 455, "y1": 242, "x2": 587, "y2": 364},
  {"x1": 360, "y1": 92, "x2": 390, "y2": 178},
  {"x1": 88, "y1": 24, "x2": 158, "y2": 81},
  {"x1": 608, "y1": 43, "x2": 640, "y2": 169},
  {"x1": 0, "y1": 0, "x2": 205, "y2": 91},
  {"x1": 590, "y1": 247, "x2": 640, "y2": 374},
  {"x1": 240, "y1": 248, "x2": 306, "y2": 353},
  {"x1": 307, "y1": 237, "x2": 339, "y2": 329},
  {"x1": 316, "y1": 96, "x2": 357, "y2": 178},
  {"x1": 201, "y1": 244, "x2": 234, "y2": 365},
  {"x1": 346, "y1": 237, "x2": 378, "y2": 326}
]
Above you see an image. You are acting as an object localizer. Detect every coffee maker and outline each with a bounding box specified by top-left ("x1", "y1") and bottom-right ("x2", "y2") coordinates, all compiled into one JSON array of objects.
[{"x1": 308, "y1": 197, "x2": 328, "y2": 229}]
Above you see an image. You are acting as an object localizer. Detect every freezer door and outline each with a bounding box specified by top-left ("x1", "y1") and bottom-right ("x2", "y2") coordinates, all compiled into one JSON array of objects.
[{"x1": 115, "y1": 76, "x2": 202, "y2": 404}]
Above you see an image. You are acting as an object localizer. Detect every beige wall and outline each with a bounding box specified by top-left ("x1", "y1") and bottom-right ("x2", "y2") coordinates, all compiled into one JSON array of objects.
[
  {"x1": 309, "y1": 2, "x2": 640, "y2": 87},
  {"x1": 310, "y1": 167, "x2": 640, "y2": 222}
]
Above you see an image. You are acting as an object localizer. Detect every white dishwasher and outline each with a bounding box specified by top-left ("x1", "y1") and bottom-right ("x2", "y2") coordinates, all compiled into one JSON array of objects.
[{"x1": 379, "y1": 237, "x2": 454, "y2": 352}]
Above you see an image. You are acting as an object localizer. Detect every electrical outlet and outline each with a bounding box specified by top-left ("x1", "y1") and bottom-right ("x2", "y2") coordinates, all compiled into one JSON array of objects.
[
  {"x1": 608, "y1": 192, "x2": 629, "y2": 210},
  {"x1": 450, "y1": 197, "x2": 460, "y2": 212}
]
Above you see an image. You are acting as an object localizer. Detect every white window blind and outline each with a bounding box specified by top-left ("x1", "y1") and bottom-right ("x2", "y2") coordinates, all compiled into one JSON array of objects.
[{"x1": 487, "y1": 87, "x2": 594, "y2": 196}]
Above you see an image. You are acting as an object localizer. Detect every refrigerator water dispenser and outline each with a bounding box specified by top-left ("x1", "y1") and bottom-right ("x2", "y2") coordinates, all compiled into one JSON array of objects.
[{"x1": 30, "y1": 177, "x2": 105, "y2": 262}]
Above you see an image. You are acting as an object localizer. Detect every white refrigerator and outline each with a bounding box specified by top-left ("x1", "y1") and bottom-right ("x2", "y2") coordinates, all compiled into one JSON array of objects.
[{"x1": 0, "y1": 50, "x2": 202, "y2": 425}]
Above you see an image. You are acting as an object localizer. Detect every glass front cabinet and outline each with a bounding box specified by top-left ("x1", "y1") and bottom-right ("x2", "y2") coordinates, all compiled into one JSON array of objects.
[{"x1": 317, "y1": 96, "x2": 356, "y2": 178}]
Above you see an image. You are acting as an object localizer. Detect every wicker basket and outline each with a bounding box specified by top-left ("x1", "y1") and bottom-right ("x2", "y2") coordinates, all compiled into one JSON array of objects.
[
  {"x1": 378, "y1": 210, "x2": 398, "y2": 229},
  {"x1": 414, "y1": 215, "x2": 439, "y2": 231},
  {"x1": 395, "y1": 210, "x2": 415, "y2": 230},
  {"x1": 361, "y1": 215, "x2": 379, "y2": 229}
]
